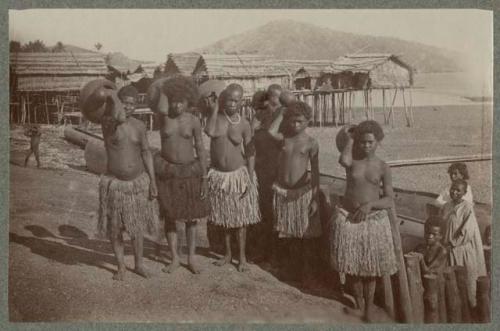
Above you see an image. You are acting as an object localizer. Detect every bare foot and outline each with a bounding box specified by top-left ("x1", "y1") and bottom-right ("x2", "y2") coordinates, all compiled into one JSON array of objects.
[
  {"x1": 112, "y1": 270, "x2": 125, "y2": 281},
  {"x1": 214, "y1": 255, "x2": 231, "y2": 267},
  {"x1": 162, "y1": 259, "x2": 180, "y2": 273},
  {"x1": 238, "y1": 262, "x2": 250, "y2": 272},
  {"x1": 133, "y1": 266, "x2": 151, "y2": 279},
  {"x1": 187, "y1": 262, "x2": 201, "y2": 274}
]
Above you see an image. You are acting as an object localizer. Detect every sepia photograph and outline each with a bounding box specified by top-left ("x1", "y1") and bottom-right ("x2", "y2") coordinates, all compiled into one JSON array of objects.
[{"x1": 7, "y1": 8, "x2": 493, "y2": 324}]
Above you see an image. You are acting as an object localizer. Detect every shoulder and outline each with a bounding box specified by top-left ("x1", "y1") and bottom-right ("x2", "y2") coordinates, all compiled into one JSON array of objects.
[{"x1": 306, "y1": 134, "x2": 319, "y2": 151}]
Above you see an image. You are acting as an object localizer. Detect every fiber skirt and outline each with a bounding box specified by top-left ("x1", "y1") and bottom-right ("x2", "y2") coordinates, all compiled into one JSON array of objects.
[
  {"x1": 98, "y1": 172, "x2": 159, "y2": 238},
  {"x1": 330, "y1": 207, "x2": 397, "y2": 277},
  {"x1": 272, "y1": 182, "x2": 321, "y2": 238},
  {"x1": 207, "y1": 166, "x2": 261, "y2": 228},
  {"x1": 154, "y1": 155, "x2": 209, "y2": 222}
]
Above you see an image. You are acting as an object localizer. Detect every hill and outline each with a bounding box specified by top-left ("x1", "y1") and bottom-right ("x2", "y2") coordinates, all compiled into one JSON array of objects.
[{"x1": 196, "y1": 20, "x2": 462, "y2": 73}]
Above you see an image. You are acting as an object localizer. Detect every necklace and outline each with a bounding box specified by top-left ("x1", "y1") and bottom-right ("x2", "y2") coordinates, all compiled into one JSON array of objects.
[{"x1": 224, "y1": 111, "x2": 241, "y2": 125}]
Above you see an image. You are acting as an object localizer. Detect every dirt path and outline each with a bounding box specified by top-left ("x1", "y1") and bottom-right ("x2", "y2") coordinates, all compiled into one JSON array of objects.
[{"x1": 9, "y1": 163, "x2": 394, "y2": 323}]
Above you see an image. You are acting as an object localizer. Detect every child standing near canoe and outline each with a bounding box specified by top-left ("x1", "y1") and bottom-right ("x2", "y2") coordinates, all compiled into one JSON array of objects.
[
  {"x1": 435, "y1": 162, "x2": 474, "y2": 206},
  {"x1": 96, "y1": 85, "x2": 159, "y2": 281},
  {"x1": 331, "y1": 120, "x2": 398, "y2": 322},
  {"x1": 268, "y1": 101, "x2": 321, "y2": 285},
  {"x1": 152, "y1": 76, "x2": 210, "y2": 274},
  {"x1": 204, "y1": 83, "x2": 260, "y2": 272},
  {"x1": 440, "y1": 179, "x2": 486, "y2": 310}
]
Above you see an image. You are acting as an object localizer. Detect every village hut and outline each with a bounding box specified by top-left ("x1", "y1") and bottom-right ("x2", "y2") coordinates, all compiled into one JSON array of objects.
[
  {"x1": 164, "y1": 52, "x2": 202, "y2": 76},
  {"x1": 192, "y1": 54, "x2": 292, "y2": 96},
  {"x1": 278, "y1": 60, "x2": 334, "y2": 90},
  {"x1": 9, "y1": 52, "x2": 108, "y2": 124}
]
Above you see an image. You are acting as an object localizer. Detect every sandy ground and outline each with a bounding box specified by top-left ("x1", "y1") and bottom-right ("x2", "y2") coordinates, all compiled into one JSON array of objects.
[{"x1": 9, "y1": 163, "x2": 388, "y2": 323}]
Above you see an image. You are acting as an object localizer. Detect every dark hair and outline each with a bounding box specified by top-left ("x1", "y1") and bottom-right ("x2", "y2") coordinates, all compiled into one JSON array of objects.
[
  {"x1": 117, "y1": 85, "x2": 138, "y2": 101},
  {"x1": 267, "y1": 84, "x2": 282, "y2": 95},
  {"x1": 354, "y1": 120, "x2": 384, "y2": 142},
  {"x1": 251, "y1": 90, "x2": 267, "y2": 110},
  {"x1": 219, "y1": 83, "x2": 244, "y2": 110},
  {"x1": 425, "y1": 216, "x2": 443, "y2": 232},
  {"x1": 451, "y1": 178, "x2": 468, "y2": 191},
  {"x1": 448, "y1": 162, "x2": 470, "y2": 180},
  {"x1": 284, "y1": 101, "x2": 312, "y2": 120},
  {"x1": 162, "y1": 76, "x2": 199, "y2": 106}
]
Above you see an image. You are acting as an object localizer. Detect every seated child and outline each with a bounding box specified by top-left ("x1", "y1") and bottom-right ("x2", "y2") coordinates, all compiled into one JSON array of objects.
[
  {"x1": 268, "y1": 101, "x2": 320, "y2": 285},
  {"x1": 24, "y1": 124, "x2": 42, "y2": 168},
  {"x1": 435, "y1": 163, "x2": 473, "y2": 206},
  {"x1": 440, "y1": 179, "x2": 486, "y2": 308}
]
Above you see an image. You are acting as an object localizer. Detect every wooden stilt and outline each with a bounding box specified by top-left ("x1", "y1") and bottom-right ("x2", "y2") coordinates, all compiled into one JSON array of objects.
[
  {"x1": 351, "y1": 90, "x2": 356, "y2": 120},
  {"x1": 369, "y1": 89, "x2": 374, "y2": 120},
  {"x1": 444, "y1": 267, "x2": 462, "y2": 322},
  {"x1": 332, "y1": 92, "x2": 337, "y2": 127},
  {"x1": 476, "y1": 276, "x2": 491, "y2": 323},
  {"x1": 423, "y1": 274, "x2": 439, "y2": 323},
  {"x1": 404, "y1": 253, "x2": 424, "y2": 322},
  {"x1": 382, "y1": 88, "x2": 387, "y2": 124},
  {"x1": 401, "y1": 88, "x2": 411, "y2": 127},
  {"x1": 455, "y1": 266, "x2": 472, "y2": 322},
  {"x1": 409, "y1": 88, "x2": 415, "y2": 126},
  {"x1": 388, "y1": 88, "x2": 398, "y2": 128}
]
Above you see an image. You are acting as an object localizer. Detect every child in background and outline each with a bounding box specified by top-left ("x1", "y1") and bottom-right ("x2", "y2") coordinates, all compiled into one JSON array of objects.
[
  {"x1": 24, "y1": 124, "x2": 42, "y2": 168},
  {"x1": 268, "y1": 101, "x2": 321, "y2": 286},
  {"x1": 435, "y1": 163, "x2": 474, "y2": 206},
  {"x1": 420, "y1": 217, "x2": 448, "y2": 276},
  {"x1": 440, "y1": 179, "x2": 486, "y2": 309}
]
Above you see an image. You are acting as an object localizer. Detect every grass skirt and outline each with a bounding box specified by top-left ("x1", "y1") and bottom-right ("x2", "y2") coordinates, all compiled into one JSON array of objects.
[
  {"x1": 207, "y1": 166, "x2": 261, "y2": 228},
  {"x1": 330, "y1": 207, "x2": 398, "y2": 277},
  {"x1": 154, "y1": 154, "x2": 209, "y2": 222},
  {"x1": 98, "y1": 172, "x2": 159, "y2": 238},
  {"x1": 272, "y1": 182, "x2": 321, "y2": 238}
]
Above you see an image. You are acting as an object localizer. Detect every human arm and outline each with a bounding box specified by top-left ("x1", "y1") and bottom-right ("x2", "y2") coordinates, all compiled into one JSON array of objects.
[
  {"x1": 140, "y1": 125, "x2": 157, "y2": 199},
  {"x1": 338, "y1": 126, "x2": 355, "y2": 168},
  {"x1": 309, "y1": 139, "x2": 320, "y2": 217},
  {"x1": 451, "y1": 205, "x2": 476, "y2": 244},
  {"x1": 204, "y1": 94, "x2": 219, "y2": 137},
  {"x1": 267, "y1": 106, "x2": 284, "y2": 141},
  {"x1": 193, "y1": 116, "x2": 209, "y2": 199}
]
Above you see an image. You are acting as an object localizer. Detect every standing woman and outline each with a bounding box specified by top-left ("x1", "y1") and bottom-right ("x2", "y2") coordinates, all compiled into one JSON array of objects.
[{"x1": 331, "y1": 120, "x2": 398, "y2": 322}]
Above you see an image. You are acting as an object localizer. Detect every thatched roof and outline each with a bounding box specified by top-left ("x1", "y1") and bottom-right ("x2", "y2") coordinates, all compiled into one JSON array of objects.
[
  {"x1": 332, "y1": 53, "x2": 412, "y2": 73},
  {"x1": 165, "y1": 52, "x2": 202, "y2": 75},
  {"x1": 277, "y1": 60, "x2": 334, "y2": 78},
  {"x1": 193, "y1": 54, "x2": 290, "y2": 78},
  {"x1": 10, "y1": 52, "x2": 108, "y2": 91}
]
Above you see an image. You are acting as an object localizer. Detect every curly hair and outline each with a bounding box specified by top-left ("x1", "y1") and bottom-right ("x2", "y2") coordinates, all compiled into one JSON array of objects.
[
  {"x1": 283, "y1": 101, "x2": 313, "y2": 120},
  {"x1": 424, "y1": 216, "x2": 443, "y2": 233},
  {"x1": 448, "y1": 162, "x2": 470, "y2": 180},
  {"x1": 218, "y1": 83, "x2": 244, "y2": 110},
  {"x1": 161, "y1": 76, "x2": 199, "y2": 106},
  {"x1": 451, "y1": 178, "x2": 468, "y2": 191},
  {"x1": 117, "y1": 85, "x2": 138, "y2": 101},
  {"x1": 251, "y1": 90, "x2": 267, "y2": 110},
  {"x1": 354, "y1": 120, "x2": 384, "y2": 142}
]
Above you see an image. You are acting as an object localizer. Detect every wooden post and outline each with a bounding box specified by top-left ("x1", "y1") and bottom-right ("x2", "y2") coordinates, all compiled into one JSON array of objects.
[
  {"x1": 382, "y1": 88, "x2": 387, "y2": 124},
  {"x1": 404, "y1": 252, "x2": 424, "y2": 322},
  {"x1": 476, "y1": 276, "x2": 490, "y2": 323},
  {"x1": 389, "y1": 88, "x2": 398, "y2": 128},
  {"x1": 382, "y1": 275, "x2": 395, "y2": 319},
  {"x1": 332, "y1": 92, "x2": 337, "y2": 127},
  {"x1": 455, "y1": 266, "x2": 471, "y2": 322},
  {"x1": 443, "y1": 267, "x2": 462, "y2": 322},
  {"x1": 409, "y1": 88, "x2": 415, "y2": 126},
  {"x1": 369, "y1": 89, "x2": 374, "y2": 120},
  {"x1": 484, "y1": 246, "x2": 491, "y2": 275},
  {"x1": 351, "y1": 90, "x2": 356, "y2": 120},
  {"x1": 401, "y1": 88, "x2": 411, "y2": 127},
  {"x1": 423, "y1": 274, "x2": 439, "y2": 323},
  {"x1": 387, "y1": 207, "x2": 412, "y2": 322}
]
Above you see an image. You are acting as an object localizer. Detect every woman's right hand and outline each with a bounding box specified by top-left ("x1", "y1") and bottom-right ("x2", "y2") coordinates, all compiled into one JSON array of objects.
[{"x1": 206, "y1": 94, "x2": 218, "y2": 113}]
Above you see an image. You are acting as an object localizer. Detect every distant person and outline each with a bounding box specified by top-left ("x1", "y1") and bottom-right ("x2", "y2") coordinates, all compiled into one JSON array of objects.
[
  {"x1": 331, "y1": 120, "x2": 398, "y2": 322},
  {"x1": 440, "y1": 179, "x2": 486, "y2": 309},
  {"x1": 24, "y1": 124, "x2": 42, "y2": 168},
  {"x1": 96, "y1": 85, "x2": 159, "y2": 281},
  {"x1": 153, "y1": 76, "x2": 209, "y2": 274},
  {"x1": 204, "y1": 83, "x2": 261, "y2": 272},
  {"x1": 268, "y1": 101, "x2": 321, "y2": 286},
  {"x1": 435, "y1": 163, "x2": 474, "y2": 206}
]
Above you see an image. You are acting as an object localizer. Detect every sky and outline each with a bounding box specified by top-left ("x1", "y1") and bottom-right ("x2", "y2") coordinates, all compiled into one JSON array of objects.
[{"x1": 9, "y1": 8, "x2": 492, "y2": 79}]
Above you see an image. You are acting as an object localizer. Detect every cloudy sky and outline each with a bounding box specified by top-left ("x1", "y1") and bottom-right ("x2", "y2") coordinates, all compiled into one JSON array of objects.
[{"x1": 9, "y1": 8, "x2": 492, "y2": 74}]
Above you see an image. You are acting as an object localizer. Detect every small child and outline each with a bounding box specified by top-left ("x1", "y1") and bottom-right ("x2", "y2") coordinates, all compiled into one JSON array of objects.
[
  {"x1": 420, "y1": 217, "x2": 448, "y2": 276},
  {"x1": 435, "y1": 163, "x2": 473, "y2": 206},
  {"x1": 268, "y1": 101, "x2": 320, "y2": 286},
  {"x1": 440, "y1": 179, "x2": 486, "y2": 309},
  {"x1": 24, "y1": 124, "x2": 42, "y2": 168}
]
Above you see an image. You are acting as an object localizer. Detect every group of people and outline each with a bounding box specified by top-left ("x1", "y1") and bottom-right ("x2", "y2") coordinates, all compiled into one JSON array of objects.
[{"x1": 89, "y1": 76, "x2": 489, "y2": 323}]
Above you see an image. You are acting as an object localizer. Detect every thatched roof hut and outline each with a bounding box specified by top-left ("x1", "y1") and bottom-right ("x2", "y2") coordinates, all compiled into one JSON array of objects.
[
  {"x1": 10, "y1": 52, "x2": 108, "y2": 91},
  {"x1": 278, "y1": 60, "x2": 334, "y2": 90},
  {"x1": 165, "y1": 52, "x2": 202, "y2": 76},
  {"x1": 330, "y1": 53, "x2": 413, "y2": 89},
  {"x1": 192, "y1": 54, "x2": 292, "y2": 94}
]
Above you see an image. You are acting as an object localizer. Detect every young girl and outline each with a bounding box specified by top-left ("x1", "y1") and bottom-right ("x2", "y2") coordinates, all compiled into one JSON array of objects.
[
  {"x1": 435, "y1": 162, "x2": 474, "y2": 206},
  {"x1": 440, "y1": 179, "x2": 486, "y2": 310},
  {"x1": 331, "y1": 120, "x2": 398, "y2": 322}
]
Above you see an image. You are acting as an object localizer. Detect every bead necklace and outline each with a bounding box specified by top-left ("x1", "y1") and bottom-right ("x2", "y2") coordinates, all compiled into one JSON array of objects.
[{"x1": 224, "y1": 111, "x2": 241, "y2": 125}]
